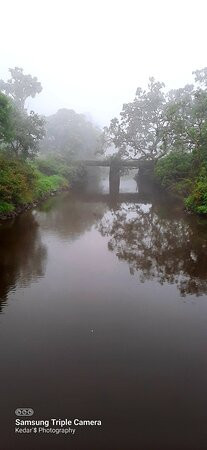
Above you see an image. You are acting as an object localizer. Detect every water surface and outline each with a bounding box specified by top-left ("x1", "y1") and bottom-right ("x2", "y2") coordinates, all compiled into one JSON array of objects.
[{"x1": 0, "y1": 178, "x2": 207, "y2": 450}]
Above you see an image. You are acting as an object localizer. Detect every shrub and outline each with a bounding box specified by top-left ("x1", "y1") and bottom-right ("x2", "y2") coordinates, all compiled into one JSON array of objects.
[
  {"x1": 35, "y1": 157, "x2": 61, "y2": 176},
  {"x1": 0, "y1": 155, "x2": 36, "y2": 205},
  {"x1": 35, "y1": 156, "x2": 87, "y2": 189},
  {"x1": 0, "y1": 154, "x2": 85, "y2": 215},
  {"x1": 185, "y1": 166, "x2": 207, "y2": 214},
  {"x1": 155, "y1": 151, "x2": 193, "y2": 191}
]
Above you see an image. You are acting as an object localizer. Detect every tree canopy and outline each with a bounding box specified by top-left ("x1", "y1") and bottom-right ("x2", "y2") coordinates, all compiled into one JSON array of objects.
[
  {"x1": 101, "y1": 68, "x2": 207, "y2": 162},
  {"x1": 41, "y1": 108, "x2": 100, "y2": 160},
  {"x1": 0, "y1": 67, "x2": 42, "y2": 111},
  {"x1": 0, "y1": 68, "x2": 45, "y2": 158},
  {"x1": 103, "y1": 78, "x2": 168, "y2": 160},
  {"x1": 9, "y1": 109, "x2": 45, "y2": 159}
]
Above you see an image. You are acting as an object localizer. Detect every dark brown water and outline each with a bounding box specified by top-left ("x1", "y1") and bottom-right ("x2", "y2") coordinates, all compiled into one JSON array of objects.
[{"x1": 1, "y1": 178, "x2": 207, "y2": 450}]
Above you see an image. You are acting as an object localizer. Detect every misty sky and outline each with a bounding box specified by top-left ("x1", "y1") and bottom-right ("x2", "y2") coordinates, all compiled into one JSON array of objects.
[{"x1": 1, "y1": 0, "x2": 207, "y2": 126}]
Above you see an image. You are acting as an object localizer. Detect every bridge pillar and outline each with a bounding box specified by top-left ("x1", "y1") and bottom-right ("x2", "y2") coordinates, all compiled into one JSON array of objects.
[{"x1": 109, "y1": 164, "x2": 120, "y2": 195}]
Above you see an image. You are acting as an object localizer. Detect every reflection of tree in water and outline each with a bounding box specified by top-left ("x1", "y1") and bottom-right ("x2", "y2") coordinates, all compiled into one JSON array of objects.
[
  {"x1": 98, "y1": 201, "x2": 207, "y2": 296},
  {"x1": 37, "y1": 193, "x2": 106, "y2": 240},
  {"x1": 0, "y1": 213, "x2": 47, "y2": 311}
]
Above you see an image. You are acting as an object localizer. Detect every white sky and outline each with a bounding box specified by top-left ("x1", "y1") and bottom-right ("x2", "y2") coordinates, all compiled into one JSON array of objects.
[{"x1": 0, "y1": 0, "x2": 207, "y2": 126}]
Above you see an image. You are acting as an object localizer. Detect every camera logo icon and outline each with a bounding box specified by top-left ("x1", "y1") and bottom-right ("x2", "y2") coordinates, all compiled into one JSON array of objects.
[{"x1": 15, "y1": 408, "x2": 34, "y2": 417}]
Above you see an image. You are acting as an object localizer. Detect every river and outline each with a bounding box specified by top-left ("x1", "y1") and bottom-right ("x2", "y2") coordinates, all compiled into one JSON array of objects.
[{"x1": 0, "y1": 175, "x2": 207, "y2": 450}]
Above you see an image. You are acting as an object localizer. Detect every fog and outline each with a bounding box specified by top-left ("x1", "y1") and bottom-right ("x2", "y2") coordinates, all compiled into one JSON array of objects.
[{"x1": 1, "y1": 0, "x2": 207, "y2": 126}]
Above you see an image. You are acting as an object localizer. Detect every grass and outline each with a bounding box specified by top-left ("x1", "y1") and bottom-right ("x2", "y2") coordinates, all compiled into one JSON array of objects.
[
  {"x1": 0, "y1": 201, "x2": 15, "y2": 214},
  {"x1": 34, "y1": 170, "x2": 69, "y2": 199},
  {"x1": 0, "y1": 155, "x2": 70, "y2": 216}
]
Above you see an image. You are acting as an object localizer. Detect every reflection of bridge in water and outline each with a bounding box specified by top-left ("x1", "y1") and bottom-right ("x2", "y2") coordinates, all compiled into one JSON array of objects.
[
  {"x1": 77, "y1": 192, "x2": 152, "y2": 208},
  {"x1": 79, "y1": 159, "x2": 153, "y2": 194}
]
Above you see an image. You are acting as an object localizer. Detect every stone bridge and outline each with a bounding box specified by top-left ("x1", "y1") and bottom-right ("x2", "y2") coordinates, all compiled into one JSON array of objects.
[{"x1": 78, "y1": 159, "x2": 154, "y2": 194}]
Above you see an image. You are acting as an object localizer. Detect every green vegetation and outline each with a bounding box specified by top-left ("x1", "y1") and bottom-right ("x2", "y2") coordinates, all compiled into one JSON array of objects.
[
  {"x1": 0, "y1": 68, "x2": 45, "y2": 159},
  {"x1": 154, "y1": 152, "x2": 193, "y2": 196},
  {"x1": 0, "y1": 155, "x2": 70, "y2": 214},
  {"x1": 1, "y1": 64, "x2": 207, "y2": 216},
  {"x1": 32, "y1": 172, "x2": 68, "y2": 199},
  {"x1": 0, "y1": 67, "x2": 99, "y2": 217},
  {"x1": 0, "y1": 154, "x2": 88, "y2": 215},
  {"x1": 0, "y1": 93, "x2": 14, "y2": 143},
  {"x1": 184, "y1": 167, "x2": 207, "y2": 214},
  {"x1": 0, "y1": 201, "x2": 14, "y2": 214},
  {"x1": 34, "y1": 156, "x2": 87, "y2": 190},
  {"x1": 102, "y1": 67, "x2": 207, "y2": 215},
  {"x1": 155, "y1": 151, "x2": 207, "y2": 214},
  {"x1": 0, "y1": 155, "x2": 35, "y2": 210}
]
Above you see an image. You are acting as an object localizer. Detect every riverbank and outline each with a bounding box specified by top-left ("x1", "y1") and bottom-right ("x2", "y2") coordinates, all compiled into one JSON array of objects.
[
  {"x1": 0, "y1": 186, "x2": 70, "y2": 220},
  {"x1": 153, "y1": 151, "x2": 207, "y2": 216},
  {"x1": 0, "y1": 154, "x2": 86, "y2": 220}
]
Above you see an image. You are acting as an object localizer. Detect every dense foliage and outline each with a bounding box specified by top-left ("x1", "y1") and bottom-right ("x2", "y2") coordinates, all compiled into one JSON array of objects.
[
  {"x1": 0, "y1": 68, "x2": 45, "y2": 159},
  {"x1": 0, "y1": 154, "x2": 87, "y2": 214},
  {"x1": 185, "y1": 167, "x2": 207, "y2": 214},
  {"x1": 154, "y1": 151, "x2": 193, "y2": 195},
  {"x1": 101, "y1": 67, "x2": 207, "y2": 214},
  {"x1": 1, "y1": 64, "x2": 207, "y2": 215},
  {"x1": 9, "y1": 108, "x2": 45, "y2": 159},
  {"x1": 0, "y1": 67, "x2": 98, "y2": 215},
  {"x1": 155, "y1": 148, "x2": 207, "y2": 212},
  {"x1": 102, "y1": 69, "x2": 207, "y2": 163},
  {"x1": 0, "y1": 155, "x2": 35, "y2": 211},
  {"x1": 41, "y1": 108, "x2": 100, "y2": 160},
  {"x1": 0, "y1": 93, "x2": 14, "y2": 144},
  {"x1": 101, "y1": 78, "x2": 168, "y2": 159}
]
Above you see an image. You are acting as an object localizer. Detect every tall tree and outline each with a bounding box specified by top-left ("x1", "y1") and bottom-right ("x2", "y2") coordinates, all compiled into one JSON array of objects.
[
  {"x1": 9, "y1": 109, "x2": 45, "y2": 159},
  {"x1": 0, "y1": 68, "x2": 45, "y2": 158},
  {"x1": 102, "y1": 68, "x2": 207, "y2": 165},
  {"x1": 0, "y1": 67, "x2": 42, "y2": 111},
  {"x1": 166, "y1": 74, "x2": 207, "y2": 164},
  {"x1": 102, "y1": 78, "x2": 169, "y2": 160},
  {"x1": 41, "y1": 108, "x2": 100, "y2": 160}
]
